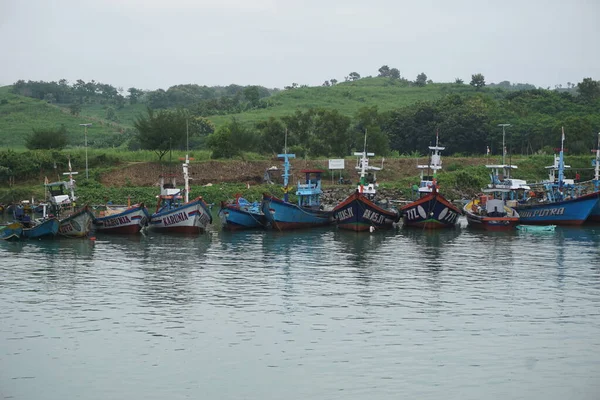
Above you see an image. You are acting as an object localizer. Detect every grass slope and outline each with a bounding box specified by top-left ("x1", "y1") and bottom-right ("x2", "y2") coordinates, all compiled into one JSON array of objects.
[
  {"x1": 1, "y1": 78, "x2": 475, "y2": 148},
  {"x1": 0, "y1": 86, "x2": 135, "y2": 149},
  {"x1": 209, "y1": 78, "x2": 471, "y2": 126}
]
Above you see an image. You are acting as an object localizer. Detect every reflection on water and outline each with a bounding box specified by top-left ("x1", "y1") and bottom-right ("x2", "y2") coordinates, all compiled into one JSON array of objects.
[{"x1": 1, "y1": 223, "x2": 600, "y2": 400}]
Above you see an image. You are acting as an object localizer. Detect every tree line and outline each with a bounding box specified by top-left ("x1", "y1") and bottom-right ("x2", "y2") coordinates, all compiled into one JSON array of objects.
[{"x1": 129, "y1": 78, "x2": 599, "y2": 160}]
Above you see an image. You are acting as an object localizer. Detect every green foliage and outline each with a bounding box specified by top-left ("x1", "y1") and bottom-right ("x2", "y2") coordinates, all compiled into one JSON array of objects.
[
  {"x1": 415, "y1": 73, "x2": 428, "y2": 87},
  {"x1": 26, "y1": 125, "x2": 68, "y2": 150},
  {"x1": 470, "y1": 73, "x2": 486, "y2": 89},
  {"x1": 577, "y1": 78, "x2": 600, "y2": 103},
  {"x1": 134, "y1": 108, "x2": 189, "y2": 160},
  {"x1": 207, "y1": 118, "x2": 256, "y2": 159}
]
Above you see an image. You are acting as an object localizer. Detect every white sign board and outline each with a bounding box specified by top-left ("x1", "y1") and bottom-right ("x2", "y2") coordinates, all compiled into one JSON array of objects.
[{"x1": 328, "y1": 159, "x2": 345, "y2": 170}]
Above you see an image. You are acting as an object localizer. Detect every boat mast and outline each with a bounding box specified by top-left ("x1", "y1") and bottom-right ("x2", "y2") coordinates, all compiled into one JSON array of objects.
[
  {"x1": 558, "y1": 126, "x2": 566, "y2": 187},
  {"x1": 595, "y1": 132, "x2": 600, "y2": 182},
  {"x1": 183, "y1": 119, "x2": 190, "y2": 203},
  {"x1": 279, "y1": 129, "x2": 295, "y2": 202}
]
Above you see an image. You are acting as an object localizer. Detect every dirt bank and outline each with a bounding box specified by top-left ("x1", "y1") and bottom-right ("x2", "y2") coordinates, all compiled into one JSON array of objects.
[{"x1": 100, "y1": 157, "x2": 490, "y2": 187}]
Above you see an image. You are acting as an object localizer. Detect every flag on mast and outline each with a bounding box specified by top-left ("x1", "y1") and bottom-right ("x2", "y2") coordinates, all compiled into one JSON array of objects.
[{"x1": 562, "y1": 126, "x2": 565, "y2": 142}]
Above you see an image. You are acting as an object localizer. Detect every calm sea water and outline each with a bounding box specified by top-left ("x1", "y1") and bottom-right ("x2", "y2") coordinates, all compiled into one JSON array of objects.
[{"x1": 1, "y1": 217, "x2": 600, "y2": 400}]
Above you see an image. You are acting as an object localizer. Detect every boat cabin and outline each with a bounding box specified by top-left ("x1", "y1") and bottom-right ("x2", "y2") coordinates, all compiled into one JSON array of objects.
[
  {"x1": 354, "y1": 151, "x2": 381, "y2": 199},
  {"x1": 416, "y1": 142, "x2": 444, "y2": 196},
  {"x1": 45, "y1": 181, "x2": 75, "y2": 206},
  {"x1": 296, "y1": 169, "x2": 324, "y2": 208},
  {"x1": 545, "y1": 154, "x2": 573, "y2": 184}
]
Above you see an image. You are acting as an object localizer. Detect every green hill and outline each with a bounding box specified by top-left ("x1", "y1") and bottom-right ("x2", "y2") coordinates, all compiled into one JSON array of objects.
[
  {"x1": 0, "y1": 79, "x2": 469, "y2": 149},
  {"x1": 208, "y1": 78, "x2": 466, "y2": 126},
  {"x1": 0, "y1": 86, "x2": 135, "y2": 149}
]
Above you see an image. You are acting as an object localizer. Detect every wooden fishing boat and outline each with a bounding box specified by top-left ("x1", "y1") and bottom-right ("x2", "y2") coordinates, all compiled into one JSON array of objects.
[
  {"x1": 0, "y1": 222, "x2": 23, "y2": 241},
  {"x1": 22, "y1": 216, "x2": 59, "y2": 239},
  {"x1": 149, "y1": 156, "x2": 212, "y2": 234},
  {"x1": 262, "y1": 164, "x2": 332, "y2": 230},
  {"x1": 464, "y1": 195, "x2": 520, "y2": 231},
  {"x1": 514, "y1": 129, "x2": 599, "y2": 226},
  {"x1": 401, "y1": 132, "x2": 461, "y2": 229},
  {"x1": 94, "y1": 202, "x2": 150, "y2": 234},
  {"x1": 45, "y1": 161, "x2": 95, "y2": 238},
  {"x1": 219, "y1": 196, "x2": 267, "y2": 230},
  {"x1": 333, "y1": 141, "x2": 399, "y2": 232}
]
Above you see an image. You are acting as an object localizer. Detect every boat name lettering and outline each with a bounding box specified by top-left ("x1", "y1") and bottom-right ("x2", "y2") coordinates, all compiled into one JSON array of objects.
[
  {"x1": 520, "y1": 207, "x2": 565, "y2": 218},
  {"x1": 443, "y1": 211, "x2": 458, "y2": 223},
  {"x1": 163, "y1": 211, "x2": 189, "y2": 226},
  {"x1": 336, "y1": 207, "x2": 354, "y2": 221},
  {"x1": 405, "y1": 207, "x2": 419, "y2": 220},
  {"x1": 198, "y1": 212, "x2": 211, "y2": 226},
  {"x1": 104, "y1": 215, "x2": 131, "y2": 227},
  {"x1": 59, "y1": 223, "x2": 74, "y2": 234},
  {"x1": 362, "y1": 209, "x2": 385, "y2": 224}
]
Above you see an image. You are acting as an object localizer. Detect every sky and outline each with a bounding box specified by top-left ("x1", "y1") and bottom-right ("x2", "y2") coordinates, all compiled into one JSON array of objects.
[{"x1": 1, "y1": 0, "x2": 599, "y2": 91}]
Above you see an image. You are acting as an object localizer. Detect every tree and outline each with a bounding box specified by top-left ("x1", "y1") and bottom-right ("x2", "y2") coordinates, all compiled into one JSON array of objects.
[
  {"x1": 415, "y1": 73, "x2": 428, "y2": 87},
  {"x1": 69, "y1": 103, "x2": 81, "y2": 116},
  {"x1": 322, "y1": 80, "x2": 330, "y2": 87},
  {"x1": 330, "y1": 78, "x2": 338, "y2": 86},
  {"x1": 378, "y1": 65, "x2": 391, "y2": 77},
  {"x1": 256, "y1": 117, "x2": 286, "y2": 154},
  {"x1": 470, "y1": 73, "x2": 486, "y2": 89},
  {"x1": 106, "y1": 106, "x2": 117, "y2": 122},
  {"x1": 206, "y1": 118, "x2": 256, "y2": 159},
  {"x1": 577, "y1": 78, "x2": 600, "y2": 102},
  {"x1": 25, "y1": 125, "x2": 68, "y2": 150},
  {"x1": 389, "y1": 68, "x2": 401, "y2": 80},
  {"x1": 349, "y1": 72, "x2": 361, "y2": 81},
  {"x1": 134, "y1": 108, "x2": 188, "y2": 160},
  {"x1": 243, "y1": 86, "x2": 260, "y2": 108},
  {"x1": 454, "y1": 78, "x2": 464, "y2": 84}
]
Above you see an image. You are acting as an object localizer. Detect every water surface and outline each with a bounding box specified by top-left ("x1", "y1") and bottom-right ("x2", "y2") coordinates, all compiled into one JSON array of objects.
[{"x1": 1, "y1": 220, "x2": 600, "y2": 399}]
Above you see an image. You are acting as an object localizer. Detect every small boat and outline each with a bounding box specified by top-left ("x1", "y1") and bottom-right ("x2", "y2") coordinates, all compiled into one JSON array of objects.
[
  {"x1": 0, "y1": 222, "x2": 23, "y2": 241},
  {"x1": 516, "y1": 224, "x2": 556, "y2": 232},
  {"x1": 219, "y1": 196, "x2": 267, "y2": 230},
  {"x1": 45, "y1": 162, "x2": 95, "y2": 238},
  {"x1": 514, "y1": 128, "x2": 599, "y2": 226},
  {"x1": 261, "y1": 150, "x2": 332, "y2": 230},
  {"x1": 401, "y1": 131, "x2": 462, "y2": 229},
  {"x1": 149, "y1": 155, "x2": 212, "y2": 234},
  {"x1": 94, "y1": 202, "x2": 150, "y2": 234},
  {"x1": 464, "y1": 195, "x2": 520, "y2": 231},
  {"x1": 333, "y1": 139, "x2": 399, "y2": 232},
  {"x1": 587, "y1": 133, "x2": 600, "y2": 223},
  {"x1": 22, "y1": 216, "x2": 60, "y2": 239}
]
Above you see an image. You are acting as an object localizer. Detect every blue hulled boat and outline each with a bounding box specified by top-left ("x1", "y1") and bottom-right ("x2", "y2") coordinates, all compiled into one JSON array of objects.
[
  {"x1": 22, "y1": 217, "x2": 59, "y2": 239},
  {"x1": 515, "y1": 128, "x2": 599, "y2": 226},
  {"x1": 1, "y1": 222, "x2": 23, "y2": 241},
  {"x1": 219, "y1": 196, "x2": 267, "y2": 230},
  {"x1": 333, "y1": 146, "x2": 399, "y2": 232},
  {"x1": 401, "y1": 132, "x2": 461, "y2": 229},
  {"x1": 588, "y1": 133, "x2": 600, "y2": 223},
  {"x1": 262, "y1": 152, "x2": 331, "y2": 231}
]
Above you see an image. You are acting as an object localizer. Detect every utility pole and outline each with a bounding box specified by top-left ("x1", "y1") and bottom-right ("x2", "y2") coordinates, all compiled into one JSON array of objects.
[{"x1": 79, "y1": 123, "x2": 92, "y2": 179}]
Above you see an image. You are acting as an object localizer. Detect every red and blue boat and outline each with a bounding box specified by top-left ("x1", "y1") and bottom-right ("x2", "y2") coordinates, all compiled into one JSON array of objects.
[
  {"x1": 94, "y1": 202, "x2": 150, "y2": 234},
  {"x1": 401, "y1": 132, "x2": 461, "y2": 229},
  {"x1": 515, "y1": 128, "x2": 599, "y2": 226},
  {"x1": 333, "y1": 146, "x2": 399, "y2": 232},
  {"x1": 219, "y1": 196, "x2": 267, "y2": 230},
  {"x1": 262, "y1": 152, "x2": 331, "y2": 231},
  {"x1": 149, "y1": 156, "x2": 212, "y2": 234}
]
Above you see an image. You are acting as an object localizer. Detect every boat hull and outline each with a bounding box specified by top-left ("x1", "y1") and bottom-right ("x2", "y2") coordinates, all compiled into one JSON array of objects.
[
  {"x1": 94, "y1": 204, "x2": 150, "y2": 234},
  {"x1": 149, "y1": 197, "x2": 212, "y2": 234},
  {"x1": 1, "y1": 222, "x2": 23, "y2": 241},
  {"x1": 262, "y1": 194, "x2": 331, "y2": 230},
  {"x1": 587, "y1": 198, "x2": 600, "y2": 222},
  {"x1": 58, "y1": 207, "x2": 95, "y2": 238},
  {"x1": 332, "y1": 190, "x2": 399, "y2": 232},
  {"x1": 22, "y1": 218, "x2": 59, "y2": 239},
  {"x1": 219, "y1": 203, "x2": 266, "y2": 230},
  {"x1": 515, "y1": 192, "x2": 599, "y2": 226},
  {"x1": 465, "y1": 212, "x2": 519, "y2": 231},
  {"x1": 401, "y1": 192, "x2": 461, "y2": 229}
]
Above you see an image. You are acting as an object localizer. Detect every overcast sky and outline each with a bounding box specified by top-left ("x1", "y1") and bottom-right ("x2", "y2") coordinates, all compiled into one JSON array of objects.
[{"x1": 1, "y1": 0, "x2": 598, "y2": 91}]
